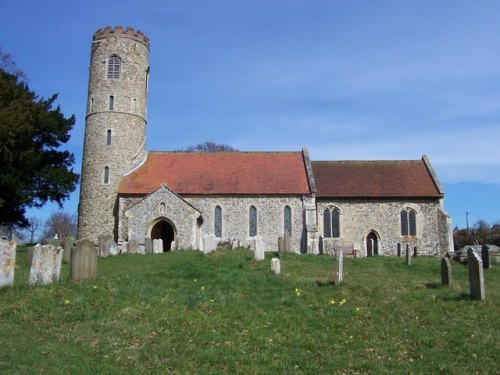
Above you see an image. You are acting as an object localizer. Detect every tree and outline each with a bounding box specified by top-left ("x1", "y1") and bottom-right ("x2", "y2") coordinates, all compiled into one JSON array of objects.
[
  {"x1": 25, "y1": 216, "x2": 42, "y2": 244},
  {"x1": 179, "y1": 141, "x2": 239, "y2": 152},
  {"x1": 0, "y1": 63, "x2": 79, "y2": 227},
  {"x1": 43, "y1": 211, "x2": 76, "y2": 240}
]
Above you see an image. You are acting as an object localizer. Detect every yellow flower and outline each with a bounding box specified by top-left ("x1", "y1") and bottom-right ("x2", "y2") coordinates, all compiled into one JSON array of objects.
[
  {"x1": 209, "y1": 299, "x2": 215, "y2": 303},
  {"x1": 93, "y1": 285, "x2": 97, "y2": 289},
  {"x1": 295, "y1": 288, "x2": 299, "y2": 293},
  {"x1": 201, "y1": 286, "x2": 205, "y2": 291},
  {"x1": 329, "y1": 299, "x2": 336, "y2": 305},
  {"x1": 356, "y1": 307, "x2": 360, "y2": 312},
  {"x1": 193, "y1": 279, "x2": 197, "y2": 283},
  {"x1": 64, "y1": 299, "x2": 71, "y2": 305},
  {"x1": 339, "y1": 301, "x2": 345, "y2": 306}
]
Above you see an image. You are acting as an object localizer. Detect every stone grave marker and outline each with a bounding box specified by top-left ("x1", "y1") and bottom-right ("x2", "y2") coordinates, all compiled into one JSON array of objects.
[
  {"x1": 29, "y1": 244, "x2": 63, "y2": 285},
  {"x1": 254, "y1": 236, "x2": 265, "y2": 261},
  {"x1": 278, "y1": 236, "x2": 285, "y2": 255},
  {"x1": 153, "y1": 239, "x2": 163, "y2": 254},
  {"x1": 171, "y1": 241, "x2": 176, "y2": 251},
  {"x1": 441, "y1": 256, "x2": 452, "y2": 286},
  {"x1": 70, "y1": 239, "x2": 97, "y2": 281},
  {"x1": 106, "y1": 239, "x2": 119, "y2": 256},
  {"x1": 0, "y1": 239, "x2": 16, "y2": 287},
  {"x1": 203, "y1": 234, "x2": 217, "y2": 254},
  {"x1": 271, "y1": 258, "x2": 281, "y2": 275},
  {"x1": 284, "y1": 232, "x2": 291, "y2": 253},
  {"x1": 98, "y1": 234, "x2": 113, "y2": 257},
  {"x1": 231, "y1": 240, "x2": 239, "y2": 249},
  {"x1": 28, "y1": 246, "x2": 36, "y2": 267},
  {"x1": 335, "y1": 247, "x2": 344, "y2": 285},
  {"x1": 128, "y1": 240, "x2": 143, "y2": 255},
  {"x1": 397, "y1": 243, "x2": 401, "y2": 257},
  {"x1": 481, "y1": 245, "x2": 490, "y2": 269},
  {"x1": 413, "y1": 246, "x2": 418, "y2": 258},
  {"x1": 145, "y1": 238, "x2": 153, "y2": 254},
  {"x1": 467, "y1": 248, "x2": 485, "y2": 300},
  {"x1": 406, "y1": 244, "x2": 411, "y2": 266},
  {"x1": 64, "y1": 236, "x2": 75, "y2": 263},
  {"x1": 121, "y1": 241, "x2": 128, "y2": 254}
]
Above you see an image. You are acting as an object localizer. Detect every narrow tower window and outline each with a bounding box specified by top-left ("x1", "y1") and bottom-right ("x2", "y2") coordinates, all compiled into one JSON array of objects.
[
  {"x1": 106, "y1": 129, "x2": 112, "y2": 145},
  {"x1": 214, "y1": 206, "x2": 222, "y2": 237},
  {"x1": 89, "y1": 98, "x2": 93, "y2": 112},
  {"x1": 249, "y1": 206, "x2": 257, "y2": 237},
  {"x1": 107, "y1": 55, "x2": 121, "y2": 79},
  {"x1": 109, "y1": 95, "x2": 114, "y2": 111},
  {"x1": 104, "y1": 166, "x2": 110, "y2": 184}
]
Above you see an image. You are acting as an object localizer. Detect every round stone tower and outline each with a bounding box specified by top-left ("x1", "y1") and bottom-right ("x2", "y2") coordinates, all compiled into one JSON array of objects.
[{"x1": 78, "y1": 26, "x2": 150, "y2": 242}]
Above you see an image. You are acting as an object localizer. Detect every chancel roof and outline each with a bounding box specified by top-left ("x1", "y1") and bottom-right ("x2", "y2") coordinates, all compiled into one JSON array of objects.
[
  {"x1": 311, "y1": 158, "x2": 442, "y2": 198},
  {"x1": 118, "y1": 151, "x2": 311, "y2": 195}
]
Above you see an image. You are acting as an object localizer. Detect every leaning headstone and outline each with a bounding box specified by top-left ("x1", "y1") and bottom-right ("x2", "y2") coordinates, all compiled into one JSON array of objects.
[
  {"x1": 406, "y1": 244, "x2": 411, "y2": 266},
  {"x1": 98, "y1": 234, "x2": 113, "y2": 257},
  {"x1": 441, "y1": 256, "x2": 452, "y2": 286},
  {"x1": 278, "y1": 236, "x2": 285, "y2": 255},
  {"x1": 271, "y1": 258, "x2": 281, "y2": 275},
  {"x1": 70, "y1": 239, "x2": 97, "y2": 281},
  {"x1": 284, "y1": 232, "x2": 291, "y2": 253},
  {"x1": 145, "y1": 238, "x2": 153, "y2": 254},
  {"x1": 335, "y1": 247, "x2": 344, "y2": 285},
  {"x1": 468, "y1": 248, "x2": 485, "y2": 300},
  {"x1": 29, "y1": 244, "x2": 63, "y2": 285},
  {"x1": 0, "y1": 240, "x2": 16, "y2": 287},
  {"x1": 481, "y1": 245, "x2": 490, "y2": 269},
  {"x1": 254, "y1": 236, "x2": 265, "y2": 261},
  {"x1": 64, "y1": 236, "x2": 75, "y2": 263},
  {"x1": 106, "y1": 239, "x2": 119, "y2": 256}
]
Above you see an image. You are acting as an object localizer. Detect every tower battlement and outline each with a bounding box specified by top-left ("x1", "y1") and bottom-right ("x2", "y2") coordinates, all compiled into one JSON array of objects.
[{"x1": 93, "y1": 26, "x2": 150, "y2": 47}]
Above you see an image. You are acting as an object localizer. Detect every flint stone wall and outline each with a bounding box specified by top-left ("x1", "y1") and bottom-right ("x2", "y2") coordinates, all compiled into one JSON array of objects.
[{"x1": 316, "y1": 198, "x2": 445, "y2": 257}]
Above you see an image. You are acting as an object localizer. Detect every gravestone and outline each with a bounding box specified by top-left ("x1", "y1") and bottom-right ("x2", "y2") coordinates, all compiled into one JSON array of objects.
[
  {"x1": 98, "y1": 234, "x2": 113, "y2": 257},
  {"x1": 278, "y1": 236, "x2": 285, "y2": 255},
  {"x1": 284, "y1": 232, "x2": 291, "y2": 253},
  {"x1": 153, "y1": 239, "x2": 163, "y2": 254},
  {"x1": 441, "y1": 256, "x2": 452, "y2": 286},
  {"x1": 171, "y1": 241, "x2": 176, "y2": 251},
  {"x1": 310, "y1": 234, "x2": 319, "y2": 255},
  {"x1": 231, "y1": 240, "x2": 239, "y2": 249},
  {"x1": 406, "y1": 244, "x2": 411, "y2": 266},
  {"x1": 106, "y1": 239, "x2": 119, "y2": 256},
  {"x1": 413, "y1": 246, "x2": 418, "y2": 257},
  {"x1": 481, "y1": 245, "x2": 490, "y2": 269},
  {"x1": 254, "y1": 236, "x2": 265, "y2": 261},
  {"x1": 467, "y1": 248, "x2": 485, "y2": 300},
  {"x1": 121, "y1": 241, "x2": 128, "y2": 254},
  {"x1": 29, "y1": 244, "x2": 63, "y2": 285},
  {"x1": 397, "y1": 243, "x2": 401, "y2": 257},
  {"x1": 128, "y1": 240, "x2": 143, "y2": 255},
  {"x1": 271, "y1": 258, "x2": 281, "y2": 275},
  {"x1": 335, "y1": 247, "x2": 344, "y2": 285},
  {"x1": 64, "y1": 236, "x2": 76, "y2": 263},
  {"x1": 28, "y1": 246, "x2": 36, "y2": 267},
  {"x1": 0, "y1": 239, "x2": 16, "y2": 287},
  {"x1": 145, "y1": 238, "x2": 153, "y2": 254},
  {"x1": 70, "y1": 239, "x2": 97, "y2": 281},
  {"x1": 203, "y1": 234, "x2": 217, "y2": 254}
]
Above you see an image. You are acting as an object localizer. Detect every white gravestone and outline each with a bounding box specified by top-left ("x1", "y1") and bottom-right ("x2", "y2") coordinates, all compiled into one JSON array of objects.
[
  {"x1": 335, "y1": 248, "x2": 344, "y2": 285},
  {"x1": 271, "y1": 258, "x2": 281, "y2": 275},
  {"x1": 254, "y1": 236, "x2": 265, "y2": 261}
]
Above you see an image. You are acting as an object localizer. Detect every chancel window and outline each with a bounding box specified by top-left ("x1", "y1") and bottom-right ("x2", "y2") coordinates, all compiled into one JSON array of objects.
[
  {"x1": 323, "y1": 207, "x2": 340, "y2": 238},
  {"x1": 107, "y1": 55, "x2": 121, "y2": 79},
  {"x1": 249, "y1": 206, "x2": 257, "y2": 237},
  {"x1": 400, "y1": 208, "x2": 417, "y2": 236},
  {"x1": 284, "y1": 206, "x2": 292, "y2": 236},
  {"x1": 214, "y1": 206, "x2": 222, "y2": 237}
]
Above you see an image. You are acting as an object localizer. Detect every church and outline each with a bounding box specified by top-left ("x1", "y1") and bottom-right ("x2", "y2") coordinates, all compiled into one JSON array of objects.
[{"x1": 77, "y1": 26, "x2": 454, "y2": 256}]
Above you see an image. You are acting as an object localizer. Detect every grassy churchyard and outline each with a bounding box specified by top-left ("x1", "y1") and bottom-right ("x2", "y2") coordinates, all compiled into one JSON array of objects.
[{"x1": 1, "y1": 248, "x2": 498, "y2": 374}]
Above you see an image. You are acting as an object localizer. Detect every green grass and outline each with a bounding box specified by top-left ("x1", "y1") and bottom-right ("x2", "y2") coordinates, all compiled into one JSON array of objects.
[{"x1": 1, "y1": 249, "x2": 499, "y2": 374}]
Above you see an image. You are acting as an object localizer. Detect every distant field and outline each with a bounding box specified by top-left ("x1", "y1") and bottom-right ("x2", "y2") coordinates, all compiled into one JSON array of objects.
[{"x1": 1, "y1": 249, "x2": 498, "y2": 374}]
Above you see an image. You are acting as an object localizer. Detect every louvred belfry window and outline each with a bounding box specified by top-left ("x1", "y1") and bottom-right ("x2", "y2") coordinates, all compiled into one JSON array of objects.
[{"x1": 107, "y1": 56, "x2": 121, "y2": 79}]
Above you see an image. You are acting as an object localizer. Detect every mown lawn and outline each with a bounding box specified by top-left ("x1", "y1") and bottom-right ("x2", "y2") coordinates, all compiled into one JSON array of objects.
[{"x1": 1, "y1": 248, "x2": 498, "y2": 374}]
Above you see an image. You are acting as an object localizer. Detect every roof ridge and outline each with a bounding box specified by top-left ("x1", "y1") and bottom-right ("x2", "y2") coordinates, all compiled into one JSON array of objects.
[{"x1": 311, "y1": 159, "x2": 422, "y2": 164}]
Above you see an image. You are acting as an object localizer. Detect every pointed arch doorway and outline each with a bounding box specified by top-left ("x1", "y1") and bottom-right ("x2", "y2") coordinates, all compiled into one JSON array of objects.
[
  {"x1": 366, "y1": 231, "x2": 379, "y2": 257},
  {"x1": 151, "y1": 219, "x2": 175, "y2": 252}
]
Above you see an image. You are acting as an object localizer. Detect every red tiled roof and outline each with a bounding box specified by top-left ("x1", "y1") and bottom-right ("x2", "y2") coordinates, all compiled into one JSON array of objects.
[
  {"x1": 119, "y1": 151, "x2": 311, "y2": 195},
  {"x1": 311, "y1": 159, "x2": 442, "y2": 198}
]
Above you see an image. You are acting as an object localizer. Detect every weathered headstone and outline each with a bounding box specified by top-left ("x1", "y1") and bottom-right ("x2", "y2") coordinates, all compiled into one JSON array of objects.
[
  {"x1": 441, "y1": 256, "x2": 452, "y2": 286},
  {"x1": 121, "y1": 241, "x2": 128, "y2": 254},
  {"x1": 278, "y1": 236, "x2": 285, "y2": 255},
  {"x1": 468, "y1": 248, "x2": 485, "y2": 300},
  {"x1": 153, "y1": 239, "x2": 163, "y2": 254},
  {"x1": 406, "y1": 244, "x2": 411, "y2": 266},
  {"x1": 231, "y1": 240, "x2": 239, "y2": 249},
  {"x1": 413, "y1": 246, "x2": 418, "y2": 258},
  {"x1": 203, "y1": 234, "x2": 217, "y2": 254},
  {"x1": 171, "y1": 241, "x2": 176, "y2": 251},
  {"x1": 64, "y1": 236, "x2": 76, "y2": 263},
  {"x1": 145, "y1": 237, "x2": 153, "y2": 254},
  {"x1": 335, "y1": 247, "x2": 344, "y2": 285},
  {"x1": 284, "y1": 232, "x2": 291, "y2": 253},
  {"x1": 481, "y1": 245, "x2": 490, "y2": 269},
  {"x1": 397, "y1": 243, "x2": 401, "y2": 257},
  {"x1": 106, "y1": 239, "x2": 119, "y2": 256},
  {"x1": 271, "y1": 258, "x2": 281, "y2": 275},
  {"x1": 28, "y1": 246, "x2": 36, "y2": 267},
  {"x1": 310, "y1": 234, "x2": 319, "y2": 255},
  {"x1": 98, "y1": 234, "x2": 113, "y2": 257},
  {"x1": 254, "y1": 236, "x2": 265, "y2": 261},
  {"x1": 70, "y1": 239, "x2": 97, "y2": 281},
  {"x1": 128, "y1": 240, "x2": 143, "y2": 254},
  {"x1": 0, "y1": 239, "x2": 16, "y2": 287},
  {"x1": 29, "y1": 244, "x2": 63, "y2": 285}
]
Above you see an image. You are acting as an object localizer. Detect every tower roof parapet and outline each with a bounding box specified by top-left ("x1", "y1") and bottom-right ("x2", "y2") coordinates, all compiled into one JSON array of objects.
[{"x1": 93, "y1": 26, "x2": 150, "y2": 48}]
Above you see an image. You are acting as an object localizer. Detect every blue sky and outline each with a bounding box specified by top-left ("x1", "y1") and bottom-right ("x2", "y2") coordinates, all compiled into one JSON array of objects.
[{"x1": 1, "y1": 0, "x2": 499, "y2": 229}]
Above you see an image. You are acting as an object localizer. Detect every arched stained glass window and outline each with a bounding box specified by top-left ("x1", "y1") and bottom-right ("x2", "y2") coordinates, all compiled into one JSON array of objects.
[
  {"x1": 323, "y1": 207, "x2": 340, "y2": 238},
  {"x1": 401, "y1": 208, "x2": 417, "y2": 236},
  {"x1": 249, "y1": 206, "x2": 257, "y2": 237},
  {"x1": 107, "y1": 55, "x2": 121, "y2": 79},
  {"x1": 323, "y1": 208, "x2": 331, "y2": 238},
  {"x1": 214, "y1": 206, "x2": 222, "y2": 237},
  {"x1": 284, "y1": 206, "x2": 292, "y2": 236}
]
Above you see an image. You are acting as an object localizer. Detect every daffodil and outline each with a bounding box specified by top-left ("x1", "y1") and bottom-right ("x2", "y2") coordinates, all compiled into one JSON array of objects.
[
  {"x1": 329, "y1": 299, "x2": 336, "y2": 305},
  {"x1": 64, "y1": 299, "x2": 71, "y2": 305}
]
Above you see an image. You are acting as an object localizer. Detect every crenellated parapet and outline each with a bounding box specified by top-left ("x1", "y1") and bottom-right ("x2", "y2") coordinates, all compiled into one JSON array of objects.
[{"x1": 93, "y1": 26, "x2": 150, "y2": 48}]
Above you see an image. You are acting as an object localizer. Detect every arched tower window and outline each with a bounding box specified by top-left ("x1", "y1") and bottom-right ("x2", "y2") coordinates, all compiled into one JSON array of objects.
[
  {"x1": 284, "y1": 206, "x2": 292, "y2": 236},
  {"x1": 401, "y1": 208, "x2": 417, "y2": 236},
  {"x1": 103, "y1": 166, "x2": 110, "y2": 184},
  {"x1": 106, "y1": 129, "x2": 112, "y2": 145},
  {"x1": 249, "y1": 206, "x2": 257, "y2": 237},
  {"x1": 109, "y1": 95, "x2": 114, "y2": 111},
  {"x1": 323, "y1": 207, "x2": 340, "y2": 238},
  {"x1": 107, "y1": 55, "x2": 121, "y2": 79},
  {"x1": 214, "y1": 206, "x2": 222, "y2": 237}
]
